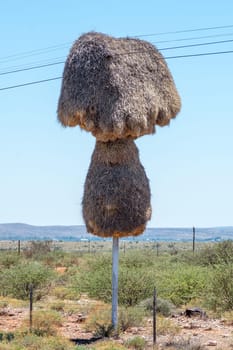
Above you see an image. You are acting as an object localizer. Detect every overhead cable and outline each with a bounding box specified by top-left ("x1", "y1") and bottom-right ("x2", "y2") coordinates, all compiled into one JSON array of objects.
[
  {"x1": 1, "y1": 23, "x2": 233, "y2": 62},
  {"x1": 1, "y1": 38, "x2": 233, "y2": 76},
  {"x1": 1, "y1": 49, "x2": 233, "y2": 91}
]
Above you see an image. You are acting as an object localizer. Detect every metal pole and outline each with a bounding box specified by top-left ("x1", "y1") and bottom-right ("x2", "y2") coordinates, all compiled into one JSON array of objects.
[
  {"x1": 153, "y1": 287, "x2": 157, "y2": 344},
  {"x1": 112, "y1": 236, "x2": 119, "y2": 330}
]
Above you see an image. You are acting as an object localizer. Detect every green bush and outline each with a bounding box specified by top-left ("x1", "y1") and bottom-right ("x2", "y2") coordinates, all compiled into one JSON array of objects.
[
  {"x1": 3, "y1": 333, "x2": 74, "y2": 350},
  {"x1": 0, "y1": 261, "x2": 55, "y2": 300},
  {"x1": 31, "y1": 310, "x2": 62, "y2": 336},
  {"x1": 125, "y1": 336, "x2": 146, "y2": 350},
  {"x1": 118, "y1": 306, "x2": 145, "y2": 331},
  {"x1": 193, "y1": 240, "x2": 233, "y2": 266},
  {"x1": 118, "y1": 268, "x2": 154, "y2": 306},
  {"x1": 84, "y1": 305, "x2": 113, "y2": 337},
  {"x1": 0, "y1": 252, "x2": 20, "y2": 268},
  {"x1": 94, "y1": 323, "x2": 114, "y2": 338},
  {"x1": 24, "y1": 240, "x2": 52, "y2": 259},
  {"x1": 73, "y1": 253, "x2": 155, "y2": 306},
  {"x1": 157, "y1": 265, "x2": 208, "y2": 306},
  {"x1": 140, "y1": 297, "x2": 176, "y2": 316},
  {"x1": 206, "y1": 263, "x2": 233, "y2": 311},
  {"x1": 50, "y1": 301, "x2": 65, "y2": 312},
  {"x1": 0, "y1": 331, "x2": 15, "y2": 343}
]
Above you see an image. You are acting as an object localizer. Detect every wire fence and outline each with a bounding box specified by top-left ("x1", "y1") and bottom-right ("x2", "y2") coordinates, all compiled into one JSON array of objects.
[
  {"x1": 0, "y1": 239, "x2": 216, "y2": 344},
  {"x1": 0, "y1": 238, "x2": 211, "y2": 255},
  {"x1": 11, "y1": 285, "x2": 161, "y2": 343}
]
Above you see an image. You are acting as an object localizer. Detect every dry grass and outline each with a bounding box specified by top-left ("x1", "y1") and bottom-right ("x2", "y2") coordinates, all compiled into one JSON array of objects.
[
  {"x1": 157, "y1": 316, "x2": 181, "y2": 336},
  {"x1": 58, "y1": 32, "x2": 181, "y2": 141}
]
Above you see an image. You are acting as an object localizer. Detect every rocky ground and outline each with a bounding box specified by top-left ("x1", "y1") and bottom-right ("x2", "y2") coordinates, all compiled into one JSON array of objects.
[{"x1": 0, "y1": 302, "x2": 232, "y2": 349}]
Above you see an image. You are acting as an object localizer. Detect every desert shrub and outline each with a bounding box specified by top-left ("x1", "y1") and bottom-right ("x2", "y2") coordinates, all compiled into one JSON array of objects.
[
  {"x1": 43, "y1": 335, "x2": 73, "y2": 350},
  {"x1": 73, "y1": 253, "x2": 154, "y2": 307},
  {"x1": 94, "y1": 323, "x2": 115, "y2": 338},
  {"x1": 125, "y1": 336, "x2": 146, "y2": 350},
  {"x1": 51, "y1": 286, "x2": 69, "y2": 299},
  {"x1": 86, "y1": 340, "x2": 127, "y2": 350},
  {"x1": 84, "y1": 305, "x2": 114, "y2": 337},
  {"x1": 0, "y1": 252, "x2": 20, "y2": 268},
  {"x1": 118, "y1": 306, "x2": 145, "y2": 331},
  {"x1": 140, "y1": 297, "x2": 176, "y2": 316},
  {"x1": 206, "y1": 263, "x2": 233, "y2": 311},
  {"x1": 0, "y1": 298, "x2": 8, "y2": 308},
  {"x1": 158, "y1": 265, "x2": 208, "y2": 306},
  {"x1": 165, "y1": 337, "x2": 203, "y2": 349},
  {"x1": 120, "y1": 250, "x2": 156, "y2": 268},
  {"x1": 3, "y1": 333, "x2": 74, "y2": 350},
  {"x1": 157, "y1": 316, "x2": 180, "y2": 336},
  {"x1": 0, "y1": 331, "x2": 14, "y2": 343},
  {"x1": 52, "y1": 285, "x2": 79, "y2": 301},
  {"x1": 50, "y1": 301, "x2": 65, "y2": 312},
  {"x1": 29, "y1": 310, "x2": 62, "y2": 336},
  {"x1": 24, "y1": 241, "x2": 52, "y2": 259},
  {"x1": 0, "y1": 297, "x2": 27, "y2": 308},
  {"x1": 215, "y1": 240, "x2": 233, "y2": 264},
  {"x1": 193, "y1": 240, "x2": 233, "y2": 266},
  {"x1": 0, "y1": 261, "x2": 55, "y2": 300},
  {"x1": 118, "y1": 268, "x2": 154, "y2": 306}
]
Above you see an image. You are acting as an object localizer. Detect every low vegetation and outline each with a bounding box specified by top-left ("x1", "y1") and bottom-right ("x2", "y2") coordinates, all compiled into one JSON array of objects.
[{"x1": 0, "y1": 239, "x2": 232, "y2": 349}]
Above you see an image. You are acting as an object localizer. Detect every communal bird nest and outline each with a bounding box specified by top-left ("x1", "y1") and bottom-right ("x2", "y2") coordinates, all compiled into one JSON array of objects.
[
  {"x1": 58, "y1": 30, "x2": 181, "y2": 329},
  {"x1": 58, "y1": 32, "x2": 181, "y2": 142},
  {"x1": 57, "y1": 31, "x2": 181, "y2": 239},
  {"x1": 82, "y1": 139, "x2": 151, "y2": 237}
]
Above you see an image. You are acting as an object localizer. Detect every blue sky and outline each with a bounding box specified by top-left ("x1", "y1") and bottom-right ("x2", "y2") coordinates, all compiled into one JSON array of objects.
[{"x1": 0, "y1": 0, "x2": 233, "y2": 228}]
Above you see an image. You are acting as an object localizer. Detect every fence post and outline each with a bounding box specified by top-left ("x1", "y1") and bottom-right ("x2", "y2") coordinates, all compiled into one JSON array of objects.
[
  {"x1": 18, "y1": 240, "x2": 21, "y2": 255},
  {"x1": 153, "y1": 287, "x2": 157, "y2": 345},
  {"x1": 156, "y1": 242, "x2": 160, "y2": 257},
  {"x1": 29, "y1": 284, "x2": 33, "y2": 333},
  {"x1": 192, "y1": 226, "x2": 196, "y2": 254}
]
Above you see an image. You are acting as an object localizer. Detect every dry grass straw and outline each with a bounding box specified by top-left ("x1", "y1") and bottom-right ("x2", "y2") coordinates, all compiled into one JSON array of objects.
[
  {"x1": 82, "y1": 139, "x2": 151, "y2": 237},
  {"x1": 58, "y1": 31, "x2": 181, "y2": 141}
]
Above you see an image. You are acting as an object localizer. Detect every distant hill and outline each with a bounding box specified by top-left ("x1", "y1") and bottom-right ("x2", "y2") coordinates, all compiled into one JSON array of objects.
[
  {"x1": 0, "y1": 223, "x2": 88, "y2": 241},
  {"x1": 0, "y1": 223, "x2": 232, "y2": 242}
]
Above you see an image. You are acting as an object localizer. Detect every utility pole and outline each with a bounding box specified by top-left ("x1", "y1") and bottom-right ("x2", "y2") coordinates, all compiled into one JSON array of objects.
[{"x1": 112, "y1": 237, "x2": 119, "y2": 330}]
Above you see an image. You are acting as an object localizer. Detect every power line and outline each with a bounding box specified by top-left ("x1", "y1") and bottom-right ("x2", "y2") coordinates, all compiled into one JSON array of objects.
[
  {"x1": 165, "y1": 49, "x2": 233, "y2": 60},
  {"x1": 155, "y1": 32, "x2": 233, "y2": 44},
  {"x1": 0, "y1": 56, "x2": 65, "y2": 73},
  {"x1": 1, "y1": 31, "x2": 233, "y2": 73},
  {"x1": 0, "y1": 61, "x2": 64, "y2": 76},
  {"x1": 1, "y1": 38, "x2": 233, "y2": 76},
  {"x1": 1, "y1": 48, "x2": 233, "y2": 92},
  {"x1": 0, "y1": 43, "x2": 71, "y2": 63},
  {"x1": 0, "y1": 77, "x2": 61, "y2": 91},
  {"x1": 135, "y1": 24, "x2": 233, "y2": 37},
  {"x1": 159, "y1": 38, "x2": 233, "y2": 51},
  {"x1": 1, "y1": 24, "x2": 233, "y2": 63}
]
